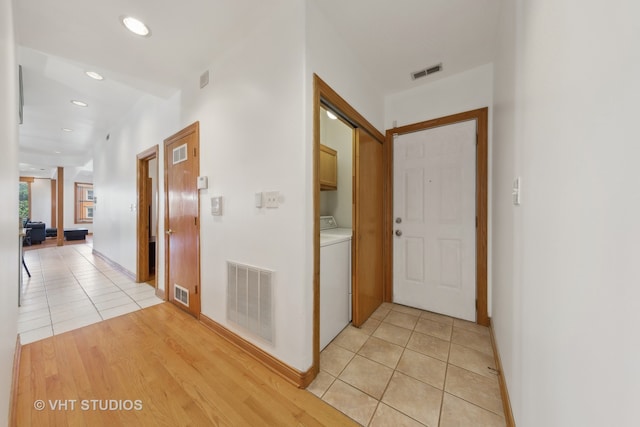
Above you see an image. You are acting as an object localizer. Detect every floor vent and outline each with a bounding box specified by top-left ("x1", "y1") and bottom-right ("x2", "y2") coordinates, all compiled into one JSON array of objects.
[
  {"x1": 174, "y1": 284, "x2": 189, "y2": 306},
  {"x1": 227, "y1": 261, "x2": 274, "y2": 344}
]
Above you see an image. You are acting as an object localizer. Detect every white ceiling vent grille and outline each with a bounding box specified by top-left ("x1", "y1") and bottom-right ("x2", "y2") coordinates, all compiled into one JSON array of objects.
[
  {"x1": 172, "y1": 143, "x2": 188, "y2": 165},
  {"x1": 174, "y1": 284, "x2": 189, "y2": 306},
  {"x1": 411, "y1": 63, "x2": 443, "y2": 80},
  {"x1": 227, "y1": 261, "x2": 274, "y2": 344}
]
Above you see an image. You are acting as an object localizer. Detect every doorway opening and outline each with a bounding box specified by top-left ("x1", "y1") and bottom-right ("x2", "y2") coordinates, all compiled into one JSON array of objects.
[
  {"x1": 312, "y1": 74, "x2": 386, "y2": 381},
  {"x1": 319, "y1": 105, "x2": 354, "y2": 351},
  {"x1": 136, "y1": 145, "x2": 160, "y2": 290}
]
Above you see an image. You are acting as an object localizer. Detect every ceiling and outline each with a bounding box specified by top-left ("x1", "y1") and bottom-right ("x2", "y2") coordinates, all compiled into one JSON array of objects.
[{"x1": 14, "y1": 0, "x2": 502, "y2": 178}]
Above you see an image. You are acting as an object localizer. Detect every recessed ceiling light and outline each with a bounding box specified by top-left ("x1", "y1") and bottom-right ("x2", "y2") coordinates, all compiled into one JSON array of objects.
[
  {"x1": 121, "y1": 16, "x2": 151, "y2": 37},
  {"x1": 326, "y1": 110, "x2": 338, "y2": 120},
  {"x1": 62, "y1": 128, "x2": 73, "y2": 132},
  {"x1": 54, "y1": 151, "x2": 61, "y2": 154},
  {"x1": 71, "y1": 100, "x2": 88, "y2": 107},
  {"x1": 85, "y1": 71, "x2": 104, "y2": 81}
]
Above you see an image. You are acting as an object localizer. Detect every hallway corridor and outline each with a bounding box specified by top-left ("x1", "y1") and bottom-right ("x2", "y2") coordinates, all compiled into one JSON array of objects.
[{"x1": 18, "y1": 243, "x2": 163, "y2": 344}]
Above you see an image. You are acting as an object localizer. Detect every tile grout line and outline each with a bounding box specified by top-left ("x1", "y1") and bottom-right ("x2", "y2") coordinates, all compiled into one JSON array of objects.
[
  {"x1": 376, "y1": 305, "x2": 430, "y2": 427},
  {"x1": 318, "y1": 303, "x2": 503, "y2": 426},
  {"x1": 437, "y1": 315, "x2": 455, "y2": 427},
  {"x1": 48, "y1": 247, "x2": 99, "y2": 334},
  {"x1": 20, "y1": 244, "x2": 151, "y2": 340},
  {"x1": 72, "y1": 244, "x2": 145, "y2": 311},
  {"x1": 19, "y1": 249, "x2": 54, "y2": 340},
  {"x1": 37, "y1": 248, "x2": 55, "y2": 338}
]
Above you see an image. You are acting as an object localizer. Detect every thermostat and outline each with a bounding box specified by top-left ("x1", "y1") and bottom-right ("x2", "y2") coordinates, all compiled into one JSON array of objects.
[{"x1": 197, "y1": 176, "x2": 208, "y2": 190}]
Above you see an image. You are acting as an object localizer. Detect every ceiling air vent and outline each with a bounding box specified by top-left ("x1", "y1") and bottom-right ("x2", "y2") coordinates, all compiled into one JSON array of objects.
[{"x1": 411, "y1": 63, "x2": 443, "y2": 80}]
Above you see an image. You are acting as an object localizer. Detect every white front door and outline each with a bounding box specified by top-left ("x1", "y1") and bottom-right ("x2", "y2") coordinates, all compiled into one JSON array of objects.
[{"x1": 393, "y1": 120, "x2": 476, "y2": 321}]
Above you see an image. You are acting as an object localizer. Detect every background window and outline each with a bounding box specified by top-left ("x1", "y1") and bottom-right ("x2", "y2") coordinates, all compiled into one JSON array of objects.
[
  {"x1": 19, "y1": 177, "x2": 33, "y2": 221},
  {"x1": 75, "y1": 182, "x2": 94, "y2": 223}
]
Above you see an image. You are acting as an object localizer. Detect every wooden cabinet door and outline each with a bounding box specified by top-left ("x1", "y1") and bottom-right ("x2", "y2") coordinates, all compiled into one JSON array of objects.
[{"x1": 319, "y1": 144, "x2": 337, "y2": 190}]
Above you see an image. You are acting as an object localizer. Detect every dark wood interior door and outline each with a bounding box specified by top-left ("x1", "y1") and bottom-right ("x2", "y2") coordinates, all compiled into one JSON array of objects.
[
  {"x1": 352, "y1": 128, "x2": 384, "y2": 327},
  {"x1": 165, "y1": 122, "x2": 200, "y2": 317}
]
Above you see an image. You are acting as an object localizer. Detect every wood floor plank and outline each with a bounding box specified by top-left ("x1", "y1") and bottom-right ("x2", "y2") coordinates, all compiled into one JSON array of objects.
[{"x1": 16, "y1": 303, "x2": 356, "y2": 426}]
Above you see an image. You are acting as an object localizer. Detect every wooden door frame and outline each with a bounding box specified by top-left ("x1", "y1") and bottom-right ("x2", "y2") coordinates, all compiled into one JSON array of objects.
[
  {"x1": 164, "y1": 122, "x2": 201, "y2": 317},
  {"x1": 384, "y1": 108, "x2": 489, "y2": 326},
  {"x1": 136, "y1": 145, "x2": 159, "y2": 288},
  {"x1": 312, "y1": 75, "x2": 386, "y2": 377}
]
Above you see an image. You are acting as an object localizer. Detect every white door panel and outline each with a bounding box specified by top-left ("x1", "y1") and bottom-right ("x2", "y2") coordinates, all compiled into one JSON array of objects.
[{"x1": 393, "y1": 120, "x2": 476, "y2": 321}]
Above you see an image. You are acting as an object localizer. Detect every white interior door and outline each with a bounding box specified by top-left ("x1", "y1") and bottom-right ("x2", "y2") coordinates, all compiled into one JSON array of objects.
[{"x1": 393, "y1": 120, "x2": 476, "y2": 321}]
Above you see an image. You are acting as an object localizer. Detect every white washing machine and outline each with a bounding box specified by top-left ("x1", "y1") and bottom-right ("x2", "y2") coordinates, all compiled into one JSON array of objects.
[{"x1": 319, "y1": 216, "x2": 352, "y2": 350}]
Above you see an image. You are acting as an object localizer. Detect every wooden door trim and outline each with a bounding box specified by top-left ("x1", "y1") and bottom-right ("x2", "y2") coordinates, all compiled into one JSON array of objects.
[
  {"x1": 136, "y1": 145, "x2": 159, "y2": 286},
  {"x1": 312, "y1": 74, "x2": 385, "y2": 379},
  {"x1": 164, "y1": 122, "x2": 201, "y2": 316},
  {"x1": 384, "y1": 107, "x2": 489, "y2": 326},
  {"x1": 56, "y1": 167, "x2": 64, "y2": 247}
]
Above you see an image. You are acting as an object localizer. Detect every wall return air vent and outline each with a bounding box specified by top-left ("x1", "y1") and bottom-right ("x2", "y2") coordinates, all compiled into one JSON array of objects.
[
  {"x1": 411, "y1": 63, "x2": 443, "y2": 80},
  {"x1": 174, "y1": 284, "x2": 189, "y2": 306},
  {"x1": 227, "y1": 261, "x2": 274, "y2": 344},
  {"x1": 172, "y1": 143, "x2": 187, "y2": 165}
]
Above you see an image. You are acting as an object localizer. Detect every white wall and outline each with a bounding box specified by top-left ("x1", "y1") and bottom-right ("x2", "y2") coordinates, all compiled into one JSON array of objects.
[
  {"x1": 94, "y1": 0, "x2": 314, "y2": 370},
  {"x1": 491, "y1": 0, "x2": 522, "y2": 420},
  {"x1": 178, "y1": 0, "x2": 312, "y2": 369},
  {"x1": 384, "y1": 63, "x2": 494, "y2": 130},
  {"x1": 93, "y1": 92, "x2": 180, "y2": 289},
  {"x1": 492, "y1": 1, "x2": 640, "y2": 425},
  {"x1": 306, "y1": 1, "x2": 385, "y2": 131},
  {"x1": 319, "y1": 109, "x2": 353, "y2": 228},
  {"x1": 384, "y1": 63, "x2": 494, "y2": 314},
  {"x1": 30, "y1": 178, "x2": 51, "y2": 225},
  {"x1": 0, "y1": 0, "x2": 19, "y2": 422}
]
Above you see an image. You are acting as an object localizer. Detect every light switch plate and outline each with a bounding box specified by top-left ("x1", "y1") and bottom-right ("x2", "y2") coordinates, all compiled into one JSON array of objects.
[
  {"x1": 265, "y1": 191, "x2": 279, "y2": 208},
  {"x1": 255, "y1": 192, "x2": 263, "y2": 208},
  {"x1": 512, "y1": 177, "x2": 521, "y2": 206},
  {"x1": 211, "y1": 196, "x2": 223, "y2": 215}
]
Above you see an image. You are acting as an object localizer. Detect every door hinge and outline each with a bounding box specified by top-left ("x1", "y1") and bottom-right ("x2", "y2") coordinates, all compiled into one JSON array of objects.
[
  {"x1": 193, "y1": 147, "x2": 197, "y2": 157},
  {"x1": 195, "y1": 285, "x2": 198, "y2": 294},
  {"x1": 194, "y1": 216, "x2": 198, "y2": 226},
  {"x1": 476, "y1": 299, "x2": 478, "y2": 310},
  {"x1": 476, "y1": 216, "x2": 478, "y2": 228}
]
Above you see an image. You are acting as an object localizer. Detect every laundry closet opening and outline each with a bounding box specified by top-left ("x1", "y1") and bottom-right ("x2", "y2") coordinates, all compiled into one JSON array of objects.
[{"x1": 319, "y1": 105, "x2": 354, "y2": 350}]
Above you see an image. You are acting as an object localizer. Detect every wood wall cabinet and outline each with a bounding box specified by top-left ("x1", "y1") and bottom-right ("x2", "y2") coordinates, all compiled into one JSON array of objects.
[{"x1": 319, "y1": 144, "x2": 338, "y2": 191}]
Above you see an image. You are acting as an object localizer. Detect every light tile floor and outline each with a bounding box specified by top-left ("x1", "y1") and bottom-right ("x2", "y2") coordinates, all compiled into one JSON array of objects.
[
  {"x1": 308, "y1": 303, "x2": 506, "y2": 427},
  {"x1": 19, "y1": 242, "x2": 164, "y2": 345}
]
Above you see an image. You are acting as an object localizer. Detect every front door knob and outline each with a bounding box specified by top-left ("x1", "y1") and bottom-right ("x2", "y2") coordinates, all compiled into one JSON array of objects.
[{"x1": 395, "y1": 230, "x2": 402, "y2": 237}]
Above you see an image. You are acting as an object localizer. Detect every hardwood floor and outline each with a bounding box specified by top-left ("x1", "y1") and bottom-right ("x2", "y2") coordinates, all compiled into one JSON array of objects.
[{"x1": 15, "y1": 303, "x2": 356, "y2": 426}]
